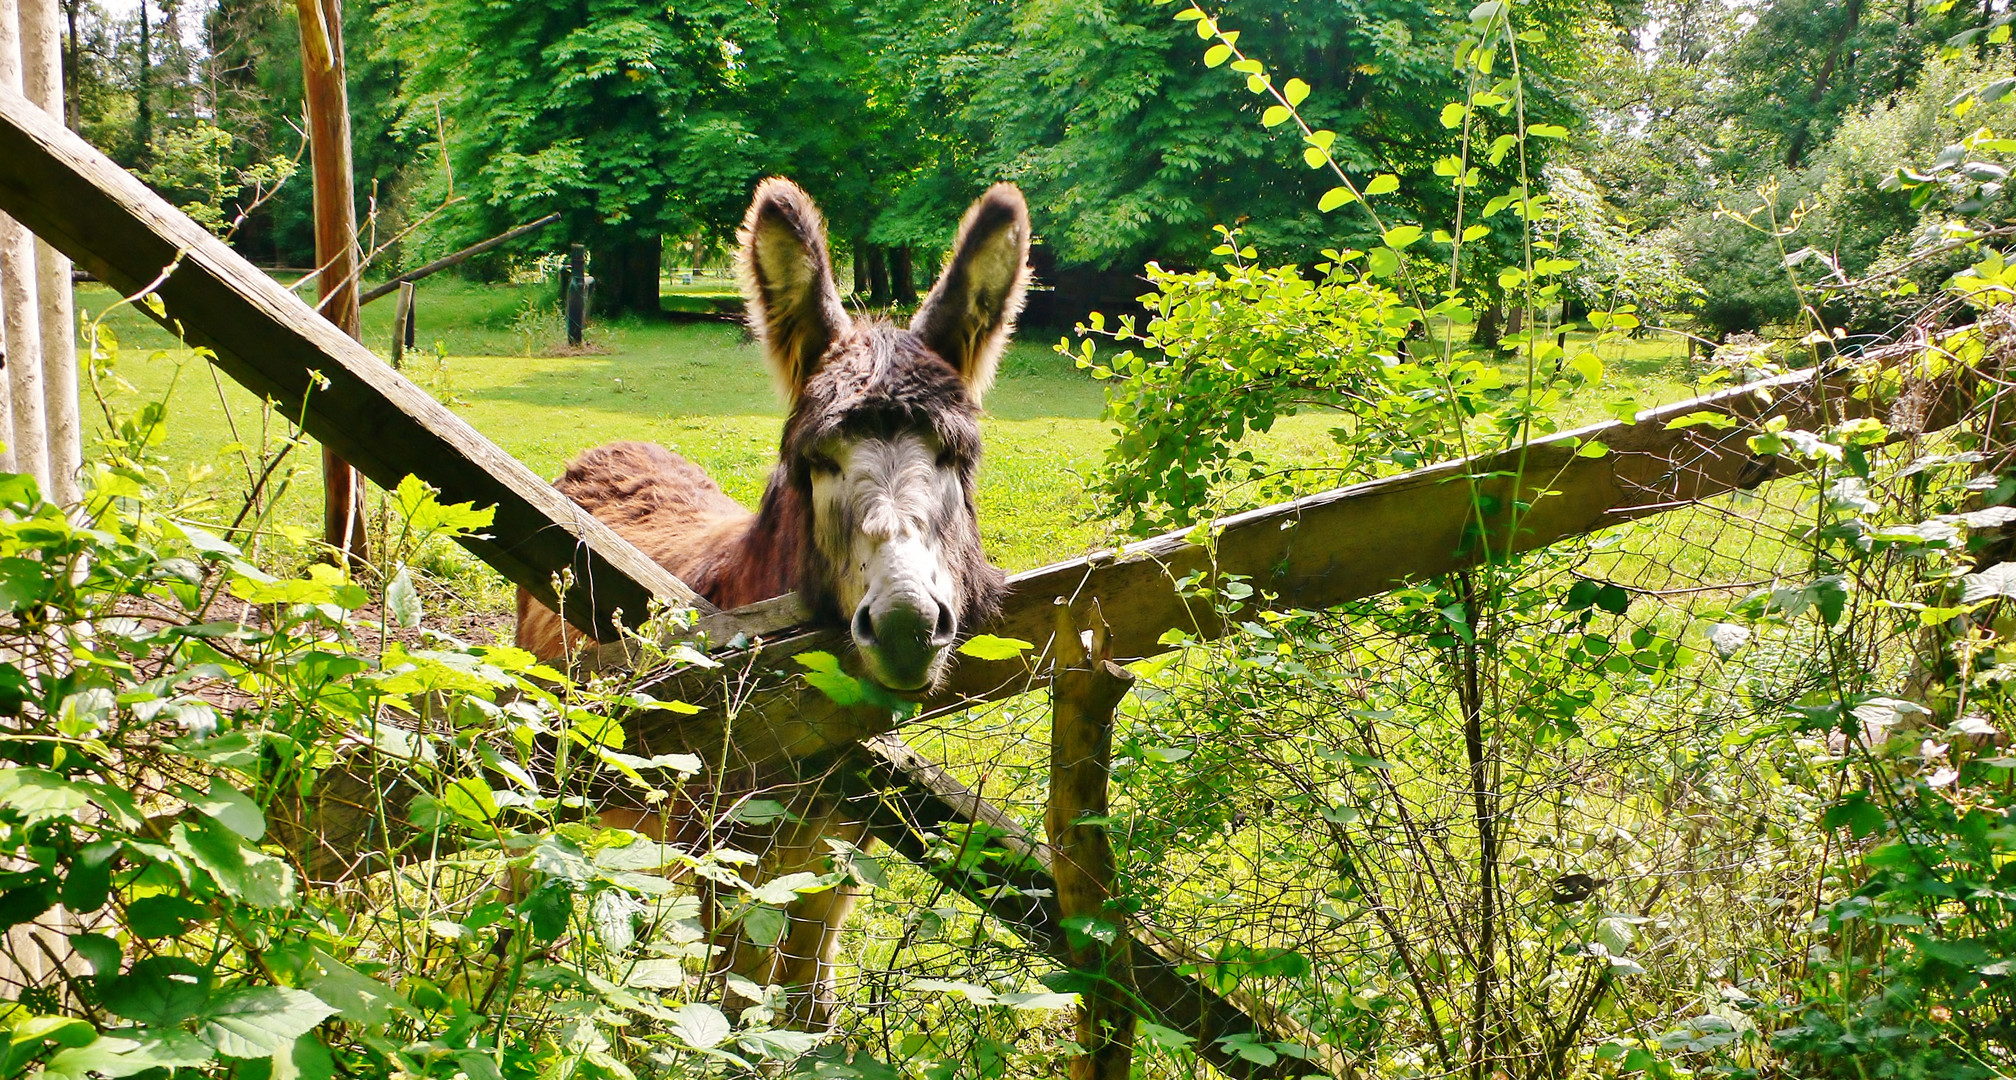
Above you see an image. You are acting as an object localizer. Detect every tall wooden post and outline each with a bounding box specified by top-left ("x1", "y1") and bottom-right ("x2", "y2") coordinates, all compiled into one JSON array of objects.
[
  {"x1": 565, "y1": 243, "x2": 585, "y2": 346},
  {"x1": 22, "y1": 0, "x2": 75, "y2": 503},
  {"x1": 390, "y1": 280, "x2": 413, "y2": 371},
  {"x1": 297, "y1": 0, "x2": 367, "y2": 565},
  {"x1": 1047, "y1": 599, "x2": 1137, "y2": 1080}
]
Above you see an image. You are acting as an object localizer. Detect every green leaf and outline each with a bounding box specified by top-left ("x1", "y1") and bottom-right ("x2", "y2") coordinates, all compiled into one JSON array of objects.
[
  {"x1": 1366, "y1": 247, "x2": 1401, "y2": 278},
  {"x1": 1318, "y1": 186, "x2": 1357, "y2": 212},
  {"x1": 1302, "y1": 146, "x2": 1328, "y2": 169},
  {"x1": 386, "y1": 565, "x2": 421, "y2": 629},
  {"x1": 1203, "y1": 43, "x2": 1232, "y2": 67},
  {"x1": 741, "y1": 905, "x2": 788, "y2": 948},
  {"x1": 440, "y1": 778, "x2": 500, "y2": 824},
  {"x1": 100, "y1": 957, "x2": 213, "y2": 1026},
  {"x1": 0, "y1": 769, "x2": 92, "y2": 824},
  {"x1": 43, "y1": 1031, "x2": 214, "y2": 1079},
  {"x1": 1569, "y1": 352, "x2": 1603, "y2": 383},
  {"x1": 1440, "y1": 102, "x2": 1467, "y2": 128},
  {"x1": 1261, "y1": 105, "x2": 1291, "y2": 127},
  {"x1": 1529, "y1": 123, "x2": 1569, "y2": 138},
  {"x1": 128, "y1": 895, "x2": 207, "y2": 938},
  {"x1": 188, "y1": 777, "x2": 266, "y2": 841},
  {"x1": 172, "y1": 817, "x2": 296, "y2": 909},
  {"x1": 1282, "y1": 78, "x2": 1310, "y2": 106},
  {"x1": 197, "y1": 987, "x2": 336, "y2": 1059},
  {"x1": 1663, "y1": 411, "x2": 1738, "y2": 431},
  {"x1": 1963, "y1": 562, "x2": 2016, "y2": 602},
  {"x1": 1363, "y1": 173, "x2": 1399, "y2": 196},
  {"x1": 956, "y1": 635, "x2": 1035, "y2": 661},
  {"x1": 1382, "y1": 225, "x2": 1423, "y2": 249},
  {"x1": 670, "y1": 1003, "x2": 732, "y2": 1050}
]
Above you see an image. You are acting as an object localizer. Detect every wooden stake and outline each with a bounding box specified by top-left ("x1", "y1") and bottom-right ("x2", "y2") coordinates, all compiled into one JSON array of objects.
[
  {"x1": 1048, "y1": 598, "x2": 1137, "y2": 1080},
  {"x1": 390, "y1": 280, "x2": 412, "y2": 371},
  {"x1": 297, "y1": 0, "x2": 367, "y2": 566}
]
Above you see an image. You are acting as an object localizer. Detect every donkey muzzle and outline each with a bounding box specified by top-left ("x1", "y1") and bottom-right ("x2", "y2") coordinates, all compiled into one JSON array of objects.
[{"x1": 851, "y1": 595, "x2": 957, "y2": 691}]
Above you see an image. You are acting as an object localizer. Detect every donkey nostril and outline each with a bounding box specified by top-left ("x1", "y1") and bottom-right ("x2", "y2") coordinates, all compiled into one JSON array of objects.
[
  {"x1": 931, "y1": 604, "x2": 957, "y2": 647},
  {"x1": 852, "y1": 604, "x2": 877, "y2": 646}
]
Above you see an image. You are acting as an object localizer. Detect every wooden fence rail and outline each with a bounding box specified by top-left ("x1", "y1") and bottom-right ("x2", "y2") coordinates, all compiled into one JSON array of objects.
[
  {"x1": 0, "y1": 89, "x2": 724, "y2": 643},
  {"x1": 605, "y1": 357, "x2": 1946, "y2": 782}
]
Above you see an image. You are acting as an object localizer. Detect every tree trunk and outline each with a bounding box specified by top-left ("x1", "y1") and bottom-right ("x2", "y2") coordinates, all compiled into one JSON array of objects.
[
  {"x1": 864, "y1": 243, "x2": 890, "y2": 306},
  {"x1": 1473, "y1": 298, "x2": 1504, "y2": 350},
  {"x1": 297, "y1": 0, "x2": 367, "y2": 567},
  {"x1": 890, "y1": 245, "x2": 916, "y2": 307},
  {"x1": 134, "y1": 0, "x2": 148, "y2": 162},
  {"x1": 0, "y1": 0, "x2": 49, "y2": 492},
  {"x1": 590, "y1": 236, "x2": 661, "y2": 317},
  {"x1": 24, "y1": 0, "x2": 78, "y2": 503}
]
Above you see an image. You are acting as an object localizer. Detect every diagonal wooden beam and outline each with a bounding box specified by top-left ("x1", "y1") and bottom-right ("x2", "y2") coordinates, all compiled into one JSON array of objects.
[
  {"x1": 841, "y1": 736, "x2": 1353, "y2": 1080},
  {"x1": 0, "y1": 88, "x2": 744, "y2": 642},
  {"x1": 612, "y1": 350, "x2": 1971, "y2": 777}
]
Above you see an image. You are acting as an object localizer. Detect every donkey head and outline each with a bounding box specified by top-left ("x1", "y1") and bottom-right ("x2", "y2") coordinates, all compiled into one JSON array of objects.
[{"x1": 737, "y1": 178, "x2": 1022, "y2": 691}]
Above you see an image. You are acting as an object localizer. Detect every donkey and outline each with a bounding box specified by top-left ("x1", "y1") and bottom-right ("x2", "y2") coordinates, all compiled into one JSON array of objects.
[{"x1": 515, "y1": 177, "x2": 1027, "y2": 1022}]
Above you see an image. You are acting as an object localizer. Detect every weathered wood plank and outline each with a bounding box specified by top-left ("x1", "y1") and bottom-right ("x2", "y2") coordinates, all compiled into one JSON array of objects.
[
  {"x1": 0, "y1": 89, "x2": 697, "y2": 640},
  {"x1": 619, "y1": 360, "x2": 1939, "y2": 774}
]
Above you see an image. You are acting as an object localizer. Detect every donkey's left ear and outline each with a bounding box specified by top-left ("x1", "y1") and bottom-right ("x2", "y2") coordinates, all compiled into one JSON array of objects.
[{"x1": 911, "y1": 184, "x2": 1031, "y2": 399}]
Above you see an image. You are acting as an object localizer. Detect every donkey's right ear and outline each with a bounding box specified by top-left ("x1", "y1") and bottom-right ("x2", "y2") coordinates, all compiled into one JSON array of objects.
[{"x1": 737, "y1": 178, "x2": 852, "y2": 401}]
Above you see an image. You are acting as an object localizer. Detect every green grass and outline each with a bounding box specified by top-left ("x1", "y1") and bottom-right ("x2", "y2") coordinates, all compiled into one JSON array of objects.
[
  {"x1": 77, "y1": 278, "x2": 1710, "y2": 605},
  {"x1": 79, "y1": 278, "x2": 1116, "y2": 578}
]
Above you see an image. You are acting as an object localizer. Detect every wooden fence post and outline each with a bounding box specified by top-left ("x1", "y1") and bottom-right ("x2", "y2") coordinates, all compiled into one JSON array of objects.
[
  {"x1": 297, "y1": 0, "x2": 367, "y2": 567},
  {"x1": 566, "y1": 243, "x2": 586, "y2": 346},
  {"x1": 390, "y1": 280, "x2": 414, "y2": 370},
  {"x1": 1048, "y1": 598, "x2": 1137, "y2": 1080}
]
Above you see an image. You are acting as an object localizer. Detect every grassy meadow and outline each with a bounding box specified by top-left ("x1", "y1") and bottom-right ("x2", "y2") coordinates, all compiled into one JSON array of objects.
[{"x1": 75, "y1": 275, "x2": 1706, "y2": 633}]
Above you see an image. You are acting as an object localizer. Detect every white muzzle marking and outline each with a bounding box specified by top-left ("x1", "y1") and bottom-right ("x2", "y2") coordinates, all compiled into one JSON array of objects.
[{"x1": 812, "y1": 434, "x2": 965, "y2": 690}]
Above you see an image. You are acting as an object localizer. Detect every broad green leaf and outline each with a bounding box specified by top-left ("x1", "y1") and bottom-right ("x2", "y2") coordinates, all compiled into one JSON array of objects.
[
  {"x1": 188, "y1": 777, "x2": 266, "y2": 841},
  {"x1": 1261, "y1": 105, "x2": 1290, "y2": 127},
  {"x1": 1440, "y1": 102, "x2": 1467, "y2": 128},
  {"x1": 1318, "y1": 186, "x2": 1356, "y2": 212},
  {"x1": 43, "y1": 1031, "x2": 214, "y2": 1079},
  {"x1": 1364, "y1": 173, "x2": 1400, "y2": 196},
  {"x1": 1964, "y1": 563, "x2": 2016, "y2": 602},
  {"x1": 1282, "y1": 78, "x2": 1309, "y2": 106},
  {"x1": 670, "y1": 1003, "x2": 732, "y2": 1049},
  {"x1": 197, "y1": 987, "x2": 336, "y2": 1058},
  {"x1": 1203, "y1": 43, "x2": 1231, "y2": 67},
  {"x1": 1382, "y1": 225, "x2": 1423, "y2": 249},
  {"x1": 100, "y1": 957, "x2": 213, "y2": 1026},
  {"x1": 0, "y1": 769, "x2": 91, "y2": 824},
  {"x1": 1366, "y1": 247, "x2": 1401, "y2": 278},
  {"x1": 956, "y1": 634, "x2": 1034, "y2": 660},
  {"x1": 386, "y1": 565, "x2": 421, "y2": 629},
  {"x1": 742, "y1": 905, "x2": 788, "y2": 948}
]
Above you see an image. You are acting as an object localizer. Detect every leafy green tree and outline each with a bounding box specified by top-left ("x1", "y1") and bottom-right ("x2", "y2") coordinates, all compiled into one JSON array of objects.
[
  {"x1": 379, "y1": 0, "x2": 902, "y2": 314},
  {"x1": 1717, "y1": 0, "x2": 1973, "y2": 170},
  {"x1": 963, "y1": 0, "x2": 1593, "y2": 274}
]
